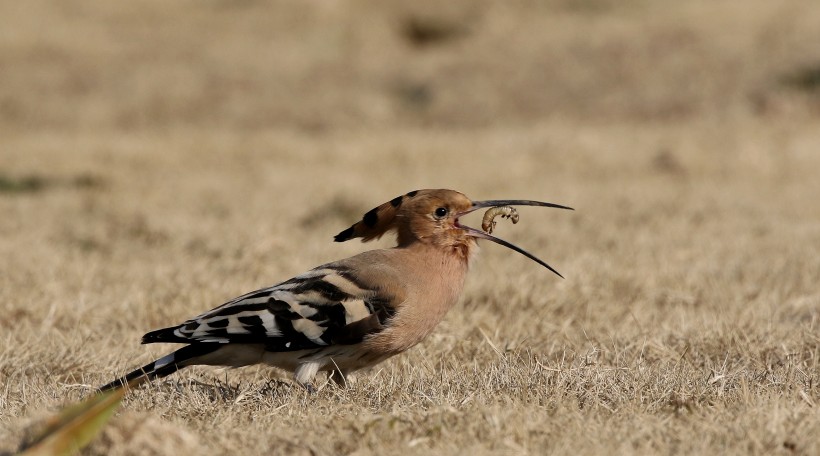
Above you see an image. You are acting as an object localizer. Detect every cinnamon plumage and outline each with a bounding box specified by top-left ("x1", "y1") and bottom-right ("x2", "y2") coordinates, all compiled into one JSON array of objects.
[{"x1": 100, "y1": 189, "x2": 572, "y2": 392}]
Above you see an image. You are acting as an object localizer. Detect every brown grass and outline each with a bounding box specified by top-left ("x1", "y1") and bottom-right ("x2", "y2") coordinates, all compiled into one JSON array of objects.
[{"x1": 2, "y1": 0, "x2": 820, "y2": 454}]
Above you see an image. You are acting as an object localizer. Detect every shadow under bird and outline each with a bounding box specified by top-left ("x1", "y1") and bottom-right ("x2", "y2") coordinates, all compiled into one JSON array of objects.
[{"x1": 100, "y1": 189, "x2": 572, "y2": 392}]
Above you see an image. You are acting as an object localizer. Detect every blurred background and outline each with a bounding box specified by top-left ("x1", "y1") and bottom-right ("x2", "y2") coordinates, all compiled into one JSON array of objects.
[
  {"x1": 3, "y1": 0, "x2": 819, "y2": 193},
  {"x1": 3, "y1": 0, "x2": 820, "y2": 130},
  {"x1": 2, "y1": 1, "x2": 820, "y2": 453}
]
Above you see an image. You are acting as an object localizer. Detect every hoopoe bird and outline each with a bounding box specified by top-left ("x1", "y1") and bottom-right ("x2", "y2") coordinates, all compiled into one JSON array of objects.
[{"x1": 100, "y1": 189, "x2": 572, "y2": 392}]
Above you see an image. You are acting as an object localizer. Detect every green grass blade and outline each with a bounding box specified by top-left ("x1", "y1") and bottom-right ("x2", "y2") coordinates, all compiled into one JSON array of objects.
[{"x1": 17, "y1": 388, "x2": 125, "y2": 456}]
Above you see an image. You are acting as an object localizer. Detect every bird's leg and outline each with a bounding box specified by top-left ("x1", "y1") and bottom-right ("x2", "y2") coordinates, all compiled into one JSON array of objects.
[
  {"x1": 294, "y1": 361, "x2": 321, "y2": 394},
  {"x1": 330, "y1": 369, "x2": 347, "y2": 387}
]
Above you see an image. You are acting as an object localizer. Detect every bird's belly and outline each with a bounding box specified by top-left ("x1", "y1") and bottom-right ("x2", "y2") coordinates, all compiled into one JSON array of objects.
[{"x1": 261, "y1": 346, "x2": 393, "y2": 373}]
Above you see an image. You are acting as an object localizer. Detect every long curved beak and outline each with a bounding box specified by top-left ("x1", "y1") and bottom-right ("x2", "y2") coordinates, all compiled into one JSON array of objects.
[{"x1": 456, "y1": 199, "x2": 574, "y2": 278}]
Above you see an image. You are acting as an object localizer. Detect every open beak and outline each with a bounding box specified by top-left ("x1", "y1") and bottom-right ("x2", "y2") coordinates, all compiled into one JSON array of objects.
[{"x1": 455, "y1": 199, "x2": 574, "y2": 278}]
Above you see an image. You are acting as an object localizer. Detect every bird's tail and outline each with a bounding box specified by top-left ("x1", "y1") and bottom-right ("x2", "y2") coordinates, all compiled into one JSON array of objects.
[{"x1": 98, "y1": 344, "x2": 221, "y2": 392}]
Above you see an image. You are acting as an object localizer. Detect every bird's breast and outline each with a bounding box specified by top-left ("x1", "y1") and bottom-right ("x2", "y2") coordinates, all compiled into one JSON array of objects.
[{"x1": 362, "y1": 250, "x2": 468, "y2": 355}]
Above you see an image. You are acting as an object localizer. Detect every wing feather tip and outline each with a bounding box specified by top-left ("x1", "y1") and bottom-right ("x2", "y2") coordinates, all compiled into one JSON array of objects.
[{"x1": 141, "y1": 327, "x2": 186, "y2": 344}]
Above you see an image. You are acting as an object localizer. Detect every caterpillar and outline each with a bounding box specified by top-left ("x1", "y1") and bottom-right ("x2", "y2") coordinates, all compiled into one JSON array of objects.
[{"x1": 481, "y1": 206, "x2": 519, "y2": 234}]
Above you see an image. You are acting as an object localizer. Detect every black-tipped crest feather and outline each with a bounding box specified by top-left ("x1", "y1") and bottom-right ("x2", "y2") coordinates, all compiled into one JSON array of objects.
[{"x1": 334, "y1": 190, "x2": 421, "y2": 242}]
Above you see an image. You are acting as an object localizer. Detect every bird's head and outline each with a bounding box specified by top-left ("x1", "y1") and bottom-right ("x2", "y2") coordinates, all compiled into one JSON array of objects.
[{"x1": 334, "y1": 189, "x2": 573, "y2": 277}]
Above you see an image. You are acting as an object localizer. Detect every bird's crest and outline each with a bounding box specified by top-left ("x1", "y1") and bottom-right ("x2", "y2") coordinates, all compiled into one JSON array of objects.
[{"x1": 334, "y1": 190, "x2": 422, "y2": 242}]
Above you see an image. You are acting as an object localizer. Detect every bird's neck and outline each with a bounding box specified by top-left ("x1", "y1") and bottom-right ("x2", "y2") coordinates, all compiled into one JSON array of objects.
[{"x1": 398, "y1": 234, "x2": 478, "y2": 269}]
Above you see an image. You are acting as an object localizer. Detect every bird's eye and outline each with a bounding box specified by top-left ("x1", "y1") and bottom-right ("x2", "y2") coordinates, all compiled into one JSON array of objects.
[{"x1": 434, "y1": 207, "x2": 448, "y2": 219}]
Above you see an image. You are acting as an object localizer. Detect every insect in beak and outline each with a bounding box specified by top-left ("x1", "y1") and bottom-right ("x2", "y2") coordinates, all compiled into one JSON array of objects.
[{"x1": 455, "y1": 199, "x2": 574, "y2": 278}]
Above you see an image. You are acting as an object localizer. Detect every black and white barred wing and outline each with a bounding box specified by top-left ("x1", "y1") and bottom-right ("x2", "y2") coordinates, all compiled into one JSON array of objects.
[{"x1": 141, "y1": 266, "x2": 395, "y2": 351}]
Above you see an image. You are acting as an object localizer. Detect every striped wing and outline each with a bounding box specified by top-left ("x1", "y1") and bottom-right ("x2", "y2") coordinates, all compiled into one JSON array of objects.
[{"x1": 141, "y1": 265, "x2": 395, "y2": 351}]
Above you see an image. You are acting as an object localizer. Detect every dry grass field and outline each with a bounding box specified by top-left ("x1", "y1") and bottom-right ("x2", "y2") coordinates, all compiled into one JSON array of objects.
[{"x1": 2, "y1": 0, "x2": 820, "y2": 454}]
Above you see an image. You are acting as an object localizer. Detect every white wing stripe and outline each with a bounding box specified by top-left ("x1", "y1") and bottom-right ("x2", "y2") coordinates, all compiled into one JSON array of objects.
[
  {"x1": 292, "y1": 319, "x2": 327, "y2": 344},
  {"x1": 341, "y1": 299, "x2": 371, "y2": 324},
  {"x1": 321, "y1": 273, "x2": 365, "y2": 296}
]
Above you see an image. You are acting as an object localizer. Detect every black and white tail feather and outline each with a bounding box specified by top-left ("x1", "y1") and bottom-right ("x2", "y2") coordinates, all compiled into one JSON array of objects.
[
  {"x1": 99, "y1": 344, "x2": 221, "y2": 391},
  {"x1": 99, "y1": 264, "x2": 395, "y2": 392}
]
